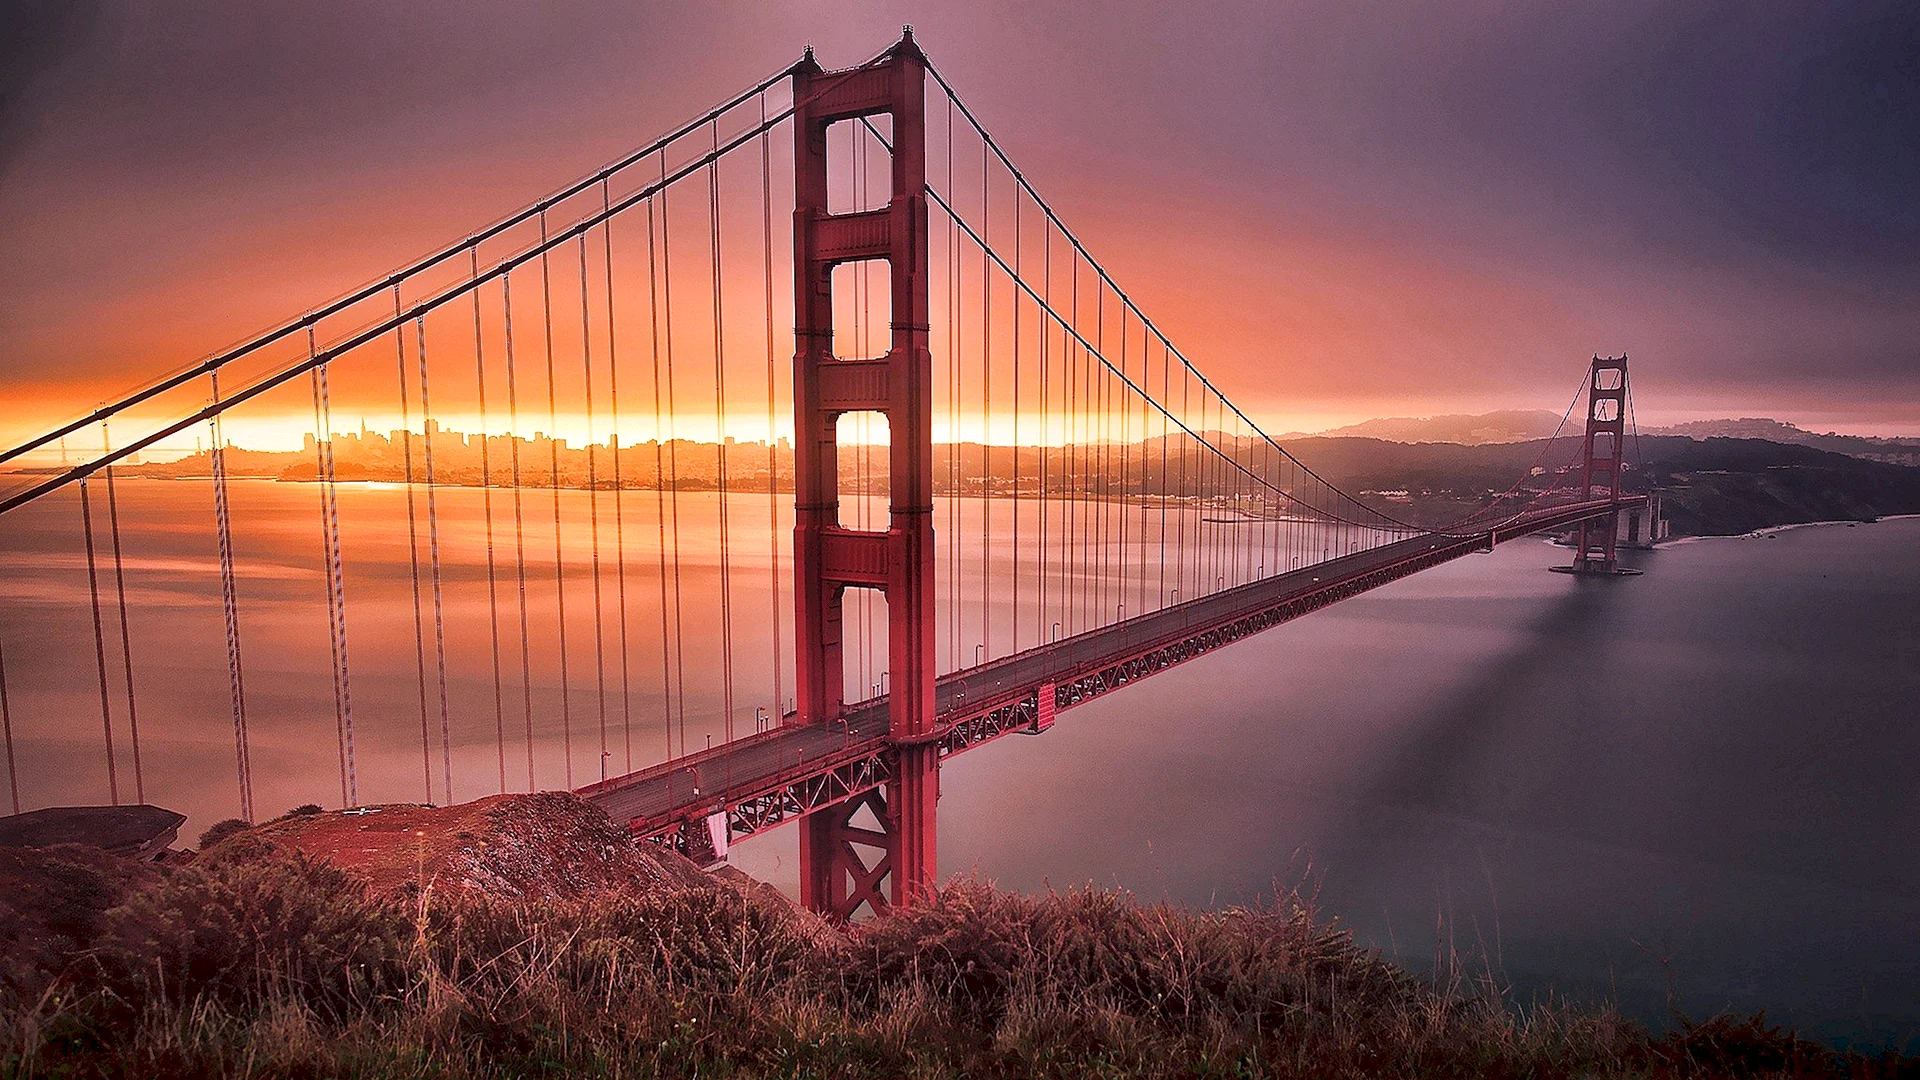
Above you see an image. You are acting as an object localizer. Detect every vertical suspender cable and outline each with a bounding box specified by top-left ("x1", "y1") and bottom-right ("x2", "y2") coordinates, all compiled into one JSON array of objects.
[
  {"x1": 580, "y1": 234, "x2": 609, "y2": 778},
  {"x1": 310, "y1": 356, "x2": 343, "y2": 808},
  {"x1": 1113, "y1": 307, "x2": 1121, "y2": 618},
  {"x1": 603, "y1": 178, "x2": 637, "y2": 773},
  {"x1": 648, "y1": 181, "x2": 676, "y2": 761},
  {"x1": 760, "y1": 95, "x2": 785, "y2": 721},
  {"x1": 1094, "y1": 286, "x2": 1107, "y2": 624},
  {"x1": 852, "y1": 125, "x2": 866, "y2": 697},
  {"x1": 321, "y1": 348, "x2": 355, "y2": 805},
  {"x1": 1158, "y1": 342, "x2": 1169, "y2": 606},
  {"x1": 1038, "y1": 223, "x2": 1049, "y2": 644},
  {"x1": 395, "y1": 287, "x2": 433, "y2": 802},
  {"x1": 1010, "y1": 180, "x2": 1020, "y2": 653},
  {"x1": 979, "y1": 136, "x2": 991, "y2": 662},
  {"x1": 100, "y1": 424, "x2": 143, "y2": 802},
  {"x1": 1066, "y1": 253, "x2": 1080, "y2": 634},
  {"x1": 946, "y1": 97, "x2": 960, "y2": 673},
  {"x1": 0, "y1": 641, "x2": 17, "y2": 813},
  {"x1": 80, "y1": 478, "x2": 119, "y2": 805},
  {"x1": 208, "y1": 372, "x2": 253, "y2": 821},
  {"x1": 660, "y1": 154, "x2": 691, "y2": 758},
  {"x1": 503, "y1": 271, "x2": 537, "y2": 791},
  {"x1": 474, "y1": 248, "x2": 508, "y2": 795},
  {"x1": 710, "y1": 120, "x2": 737, "y2": 753},
  {"x1": 861, "y1": 134, "x2": 874, "y2": 695},
  {"x1": 539, "y1": 209, "x2": 574, "y2": 789},
  {"x1": 1177, "y1": 364, "x2": 1188, "y2": 597},
  {"x1": 310, "y1": 335, "x2": 351, "y2": 808},
  {"x1": 416, "y1": 316, "x2": 454, "y2": 803}
]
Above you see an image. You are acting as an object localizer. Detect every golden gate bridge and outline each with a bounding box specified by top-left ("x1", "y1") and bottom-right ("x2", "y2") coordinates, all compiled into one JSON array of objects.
[{"x1": 0, "y1": 30, "x2": 1642, "y2": 922}]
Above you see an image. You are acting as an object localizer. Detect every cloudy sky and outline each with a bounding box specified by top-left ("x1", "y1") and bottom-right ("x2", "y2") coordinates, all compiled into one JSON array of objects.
[{"x1": 2, "y1": 0, "x2": 1915, "y2": 442}]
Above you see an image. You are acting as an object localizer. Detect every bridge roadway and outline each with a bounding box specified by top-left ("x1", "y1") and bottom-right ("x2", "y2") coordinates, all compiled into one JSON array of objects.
[{"x1": 580, "y1": 496, "x2": 1639, "y2": 851}]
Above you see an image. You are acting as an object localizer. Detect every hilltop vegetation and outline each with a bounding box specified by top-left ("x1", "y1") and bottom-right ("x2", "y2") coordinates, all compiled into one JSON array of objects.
[{"x1": 2, "y1": 796, "x2": 1906, "y2": 1079}]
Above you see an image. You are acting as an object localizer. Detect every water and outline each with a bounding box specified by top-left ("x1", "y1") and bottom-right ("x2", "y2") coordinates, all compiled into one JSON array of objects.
[
  {"x1": 2, "y1": 479, "x2": 1915, "y2": 1047},
  {"x1": 742, "y1": 516, "x2": 1920, "y2": 1050}
]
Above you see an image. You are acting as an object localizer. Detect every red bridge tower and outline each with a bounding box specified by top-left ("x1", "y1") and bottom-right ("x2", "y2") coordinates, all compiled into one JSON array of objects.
[
  {"x1": 790, "y1": 32, "x2": 938, "y2": 920},
  {"x1": 1568, "y1": 354, "x2": 1632, "y2": 574}
]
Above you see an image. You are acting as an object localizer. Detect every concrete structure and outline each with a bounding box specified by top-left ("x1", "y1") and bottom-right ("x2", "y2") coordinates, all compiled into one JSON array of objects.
[
  {"x1": 0, "y1": 804, "x2": 186, "y2": 860},
  {"x1": 1616, "y1": 490, "x2": 1669, "y2": 549}
]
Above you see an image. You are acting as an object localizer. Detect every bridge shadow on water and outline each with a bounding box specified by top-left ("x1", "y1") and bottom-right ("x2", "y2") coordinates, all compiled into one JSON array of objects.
[
  {"x1": 1305, "y1": 540, "x2": 1916, "y2": 1049},
  {"x1": 1302, "y1": 562, "x2": 1668, "y2": 1011},
  {"x1": 1334, "y1": 569, "x2": 1617, "y2": 852}
]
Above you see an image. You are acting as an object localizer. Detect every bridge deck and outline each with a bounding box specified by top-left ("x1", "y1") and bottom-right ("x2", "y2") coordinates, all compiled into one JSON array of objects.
[{"x1": 581, "y1": 498, "x2": 1638, "y2": 847}]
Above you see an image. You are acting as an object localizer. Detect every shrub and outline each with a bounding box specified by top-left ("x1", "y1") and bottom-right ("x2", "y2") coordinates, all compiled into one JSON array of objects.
[
  {"x1": 93, "y1": 837, "x2": 410, "y2": 1015},
  {"x1": 196, "y1": 818, "x2": 251, "y2": 849},
  {"x1": 0, "y1": 843, "x2": 1904, "y2": 1078}
]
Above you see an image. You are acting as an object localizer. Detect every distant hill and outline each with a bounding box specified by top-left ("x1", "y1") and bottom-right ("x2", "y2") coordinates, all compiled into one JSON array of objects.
[
  {"x1": 1280, "y1": 412, "x2": 1920, "y2": 466},
  {"x1": 1270, "y1": 433, "x2": 1920, "y2": 536},
  {"x1": 1292, "y1": 410, "x2": 1567, "y2": 445},
  {"x1": 1642, "y1": 418, "x2": 1920, "y2": 465}
]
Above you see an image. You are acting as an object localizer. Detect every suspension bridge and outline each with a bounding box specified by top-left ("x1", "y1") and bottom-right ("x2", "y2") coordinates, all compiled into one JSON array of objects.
[{"x1": 0, "y1": 30, "x2": 1643, "y2": 921}]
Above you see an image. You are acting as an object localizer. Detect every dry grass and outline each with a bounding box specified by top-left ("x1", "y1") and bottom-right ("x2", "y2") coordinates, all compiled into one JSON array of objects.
[{"x1": 0, "y1": 839, "x2": 1907, "y2": 1079}]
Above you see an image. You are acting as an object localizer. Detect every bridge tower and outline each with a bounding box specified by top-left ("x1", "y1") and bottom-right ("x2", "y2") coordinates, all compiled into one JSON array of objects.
[
  {"x1": 1570, "y1": 354, "x2": 1630, "y2": 573},
  {"x1": 789, "y1": 30, "x2": 938, "y2": 920}
]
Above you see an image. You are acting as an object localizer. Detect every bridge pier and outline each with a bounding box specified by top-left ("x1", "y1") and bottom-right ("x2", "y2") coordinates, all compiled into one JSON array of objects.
[{"x1": 790, "y1": 30, "x2": 938, "y2": 920}]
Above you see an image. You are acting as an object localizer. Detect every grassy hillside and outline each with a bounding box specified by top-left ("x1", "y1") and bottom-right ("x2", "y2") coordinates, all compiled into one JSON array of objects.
[{"x1": 3, "y1": 811, "x2": 1907, "y2": 1079}]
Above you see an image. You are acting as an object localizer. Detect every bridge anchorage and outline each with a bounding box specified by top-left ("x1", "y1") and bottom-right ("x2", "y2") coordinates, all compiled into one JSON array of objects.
[{"x1": 0, "y1": 26, "x2": 1650, "y2": 926}]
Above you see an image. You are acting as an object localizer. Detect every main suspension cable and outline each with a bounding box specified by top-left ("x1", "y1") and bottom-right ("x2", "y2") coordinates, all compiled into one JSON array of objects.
[
  {"x1": 0, "y1": 54, "x2": 813, "y2": 470},
  {"x1": 0, "y1": 96, "x2": 809, "y2": 518},
  {"x1": 917, "y1": 64, "x2": 1421, "y2": 534},
  {"x1": 857, "y1": 113, "x2": 1405, "y2": 545}
]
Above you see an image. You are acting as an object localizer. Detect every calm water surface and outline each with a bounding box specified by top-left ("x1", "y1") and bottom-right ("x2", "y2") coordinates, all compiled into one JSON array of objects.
[
  {"x1": 2, "y1": 480, "x2": 1914, "y2": 1047},
  {"x1": 741, "y1": 515, "x2": 1920, "y2": 1049}
]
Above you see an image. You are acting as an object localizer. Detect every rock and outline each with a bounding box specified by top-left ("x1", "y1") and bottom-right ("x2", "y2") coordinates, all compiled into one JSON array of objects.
[{"x1": 242, "y1": 792, "x2": 715, "y2": 903}]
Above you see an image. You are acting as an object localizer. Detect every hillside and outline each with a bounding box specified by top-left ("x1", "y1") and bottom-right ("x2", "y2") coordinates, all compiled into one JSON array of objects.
[
  {"x1": 1287, "y1": 434, "x2": 1920, "y2": 536},
  {"x1": 1644, "y1": 418, "x2": 1920, "y2": 465},
  {"x1": 3, "y1": 795, "x2": 1900, "y2": 1078},
  {"x1": 1288, "y1": 409, "x2": 1567, "y2": 445}
]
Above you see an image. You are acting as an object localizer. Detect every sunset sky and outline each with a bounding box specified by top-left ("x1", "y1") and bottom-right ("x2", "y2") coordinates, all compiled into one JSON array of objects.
[{"x1": 2, "y1": 0, "x2": 1915, "y2": 451}]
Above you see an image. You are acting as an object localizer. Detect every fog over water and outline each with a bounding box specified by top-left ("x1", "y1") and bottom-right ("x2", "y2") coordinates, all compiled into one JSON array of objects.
[{"x1": 2, "y1": 480, "x2": 1914, "y2": 1048}]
